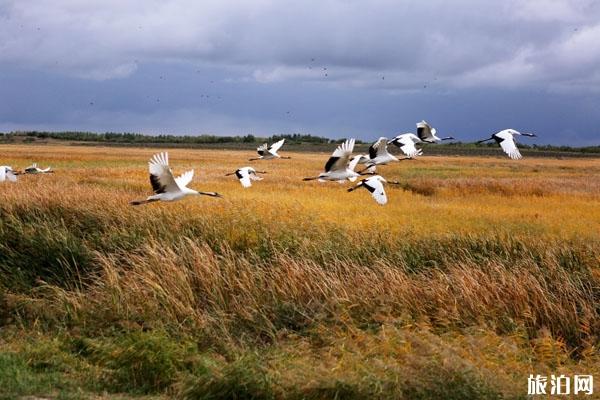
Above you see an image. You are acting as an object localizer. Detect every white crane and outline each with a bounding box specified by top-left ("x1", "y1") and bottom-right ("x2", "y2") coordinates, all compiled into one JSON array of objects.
[
  {"x1": 389, "y1": 134, "x2": 424, "y2": 158},
  {"x1": 24, "y1": 163, "x2": 53, "y2": 174},
  {"x1": 347, "y1": 175, "x2": 399, "y2": 205},
  {"x1": 303, "y1": 138, "x2": 361, "y2": 183},
  {"x1": 0, "y1": 166, "x2": 18, "y2": 182},
  {"x1": 225, "y1": 167, "x2": 266, "y2": 188},
  {"x1": 366, "y1": 137, "x2": 399, "y2": 166},
  {"x1": 476, "y1": 129, "x2": 537, "y2": 160},
  {"x1": 416, "y1": 120, "x2": 454, "y2": 143},
  {"x1": 130, "y1": 152, "x2": 221, "y2": 205},
  {"x1": 249, "y1": 139, "x2": 290, "y2": 161},
  {"x1": 357, "y1": 137, "x2": 421, "y2": 173}
]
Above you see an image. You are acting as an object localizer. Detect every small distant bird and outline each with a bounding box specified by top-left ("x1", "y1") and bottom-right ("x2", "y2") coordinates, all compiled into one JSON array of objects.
[
  {"x1": 24, "y1": 163, "x2": 53, "y2": 174},
  {"x1": 347, "y1": 175, "x2": 399, "y2": 205},
  {"x1": 130, "y1": 152, "x2": 221, "y2": 205},
  {"x1": 250, "y1": 139, "x2": 290, "y2": 161},
  {"x1": 226, "y1": 167, "x2": 266, "y2": 188},
  {"x1": 303, "y1": 138, "x2": 360, "y2": 183},
  {"x1": 476, "y1": 129, "x2": 537, "y2": 160},
  {"x1": 0, "y1": 166, "x2": 19, "y2": 182},
  {"x1": 389, "y1": 134, "x2": 424, "y2": 158},
  {"x1": 416, "y1": 120, "x2": 454, "y2": 143}
]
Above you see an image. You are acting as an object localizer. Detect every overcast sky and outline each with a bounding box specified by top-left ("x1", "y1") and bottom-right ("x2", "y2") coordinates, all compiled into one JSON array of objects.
[{"x1": 1, "y1": 0, "x2": 599, "y2": 145}]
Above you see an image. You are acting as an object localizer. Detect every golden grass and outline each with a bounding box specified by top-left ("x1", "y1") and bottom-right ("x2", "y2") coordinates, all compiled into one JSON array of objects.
[
  {"x1": 1, "y1": 144, "x2": 599, "y2": 398},
  {"x1": 3, "y1": 144, "x2": 600, "y2": 239}
]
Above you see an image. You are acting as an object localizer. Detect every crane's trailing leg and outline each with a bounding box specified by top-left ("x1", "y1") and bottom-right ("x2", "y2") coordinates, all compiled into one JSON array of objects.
[{"x1": 129, "y1": 198, "x2": 160, "y2": 206}]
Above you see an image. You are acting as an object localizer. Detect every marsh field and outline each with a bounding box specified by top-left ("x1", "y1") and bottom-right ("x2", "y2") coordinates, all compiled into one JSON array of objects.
[{"x1": 1, "y1": 144, "x2": 599, "y2": 399}]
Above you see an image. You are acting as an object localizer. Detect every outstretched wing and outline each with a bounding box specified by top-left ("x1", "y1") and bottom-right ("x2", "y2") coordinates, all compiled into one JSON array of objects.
[
  {"x1": 257, "y1": 143, "x2": 268, "y2": 156},
  {"x1": 324, "y1": 138, "x2": 355, "y2": 172},
  {"x1": 248, "y1": 170, "x2": 263, "y2": 181},
  {"x1": 416, "y1": 120, "x2": 434, "y2": 142},
  {"x1": 268, "y1": 139, "x2": 285, "y2": 154},
  {"x1": 493, "y1": 131, "x2": 522, "y2": 160},
  {"x1": 7, "y1": 170, "x2": 17, "y2": 182},
  {"x1": 370, "y1": 137, "x2": 389, "y2": 158},
  {"x1": 1, "y1": 167, "x2": 17, "y2": 182},
  {"x1": 391, "y1": 135, "x2": 421, "y2": 157},
  {"x1": 348, "y1": 151, "x2": 361, "y2": 172},
  {"x1": 364, "y1": 177, "x2": 387, "y2": 205},
  {"x1": 236, "y1": 168, "x2": 252, "y2": 188},
  {"x1": 175, "y1": 169, "x2": 194, "y2": 189},
  {"x1": 499, "y1": 137, "x2": 522, "y2": 159},
  {"x1": 148, "y1": 152, "x2": 180, "y2": 194}
]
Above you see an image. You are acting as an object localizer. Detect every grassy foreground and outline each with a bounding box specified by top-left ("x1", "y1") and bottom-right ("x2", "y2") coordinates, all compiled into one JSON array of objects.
[{"x1": 1, "y1": 144, "x2": 599, "y2": 399}]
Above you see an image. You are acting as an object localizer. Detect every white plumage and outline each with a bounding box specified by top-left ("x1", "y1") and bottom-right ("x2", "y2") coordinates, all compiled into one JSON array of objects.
[
  {"x1": 366, "y1": 137, "x2": 399, "y2": 166},
  {"x1": 389, "y1": 134, "x2": 424, "y2": 158},
  {"x1": 226, "y1": 167, "x2": 266, "y2": 188},
  {"x1": 130, "y1": 152, "x2": 221, "y2": 205},
  {"x1": 347, "y1": 175, "x2": 391, "y2": 205},
  {"x1": 304, "y1": 139, "x2": 360, "y2": 183},
  {"x1": 0, "y1": 166, "x2": 18, "y2": 182},
  {"x1": 416, "y1": 120, "x2": 454, "y2": 143},
  {"x1": 250, "y1": 139, "x2": 290, "y2": 160},
  {"x1": 477, "y1": 129, "x2": 537, "y2": 160},
  {"x1": 24, "y1": 163, "x2": 53, "y2": 174}
]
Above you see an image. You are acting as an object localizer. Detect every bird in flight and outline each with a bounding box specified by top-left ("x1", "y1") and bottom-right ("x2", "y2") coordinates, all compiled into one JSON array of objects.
[
  {"x1": 226, "y1": 167, "x2": 266, "y2": 188},
  {"x1": 24, "y1": 163, "x2": 53, "y2": 174},
  {"x1": 347, "y1": 175, "x2": 399, "y2": 205},
  {"x1": 130, "y1": 152, "x2": 221, "y2": 205},
  {"x1": 303, "y1": 138, "x2": 360, "y2": 183},
  {"x1": 250, "y1": 139, "x2": 290, "y2": 161},
  {"x1": 355, "y1": 137, "x2": 407, "y2": 174},
  {"x1": 476, "y1": 129, "x2": 537, "y2": 159},
  {"x1": 416, "y1": 120, "x2": 454, "y2": 143},
  {"x1": 0, "y1": 166, "x2": 19, "y2": 182},
  {"x1": 390, "y1": 134, "x2": 424, "y2": 158}
]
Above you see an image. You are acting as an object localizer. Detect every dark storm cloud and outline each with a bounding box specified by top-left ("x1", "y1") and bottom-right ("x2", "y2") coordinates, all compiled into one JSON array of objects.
[{"x1": 0, "y1": 1, "x2": 599, "y2": 144}]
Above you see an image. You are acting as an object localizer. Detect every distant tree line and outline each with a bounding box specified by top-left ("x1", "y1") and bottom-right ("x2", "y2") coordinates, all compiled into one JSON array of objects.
[
  {"x1": 1, "y1": 131, "x2": 598, "y2": 153},
  {"x1": 0, "y1": 131, "x2": 360, "y2": 145}
]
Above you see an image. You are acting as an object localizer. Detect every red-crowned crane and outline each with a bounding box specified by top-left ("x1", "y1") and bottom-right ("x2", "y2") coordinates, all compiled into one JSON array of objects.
[{"x1": 130, "y1": 152, "x2": 221, "y2": 205}]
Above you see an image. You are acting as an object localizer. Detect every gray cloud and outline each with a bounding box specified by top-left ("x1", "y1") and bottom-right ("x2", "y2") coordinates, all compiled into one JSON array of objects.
[
  {"x1": 2, "y1": 0, "x2": 599, "y2": 89},
  {"x1": 0, "y1": 1, "x2": 599, "y2": 144}
]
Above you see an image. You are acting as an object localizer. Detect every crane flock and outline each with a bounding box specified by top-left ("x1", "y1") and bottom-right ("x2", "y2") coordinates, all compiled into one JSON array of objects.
[{"x1": 1, "y1": 121, "x2": 539, "y2": 205}]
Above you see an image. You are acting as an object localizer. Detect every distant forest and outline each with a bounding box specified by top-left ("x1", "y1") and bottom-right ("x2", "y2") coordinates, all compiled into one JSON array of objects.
[
  {"x1": 0, "y1": 131, "x2": 348, "y2": 145},
  {"x1": 1, "y1": 130, "x2": 599, "y2": 153}
]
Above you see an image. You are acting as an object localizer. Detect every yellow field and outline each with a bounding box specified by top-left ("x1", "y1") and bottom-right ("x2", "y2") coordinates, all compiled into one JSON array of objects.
[
  {"x1": 3, "y1": 144, "x2": 600, "y2": 238},
  {"x1": 1, "y1": 144, "x2": 599, "y2": 399}
]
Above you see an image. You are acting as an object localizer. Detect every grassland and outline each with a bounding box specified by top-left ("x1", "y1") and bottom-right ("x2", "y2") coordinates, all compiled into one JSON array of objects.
[{"x1": 1, "y1": 144, "x2": 599, "y2": 399}]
